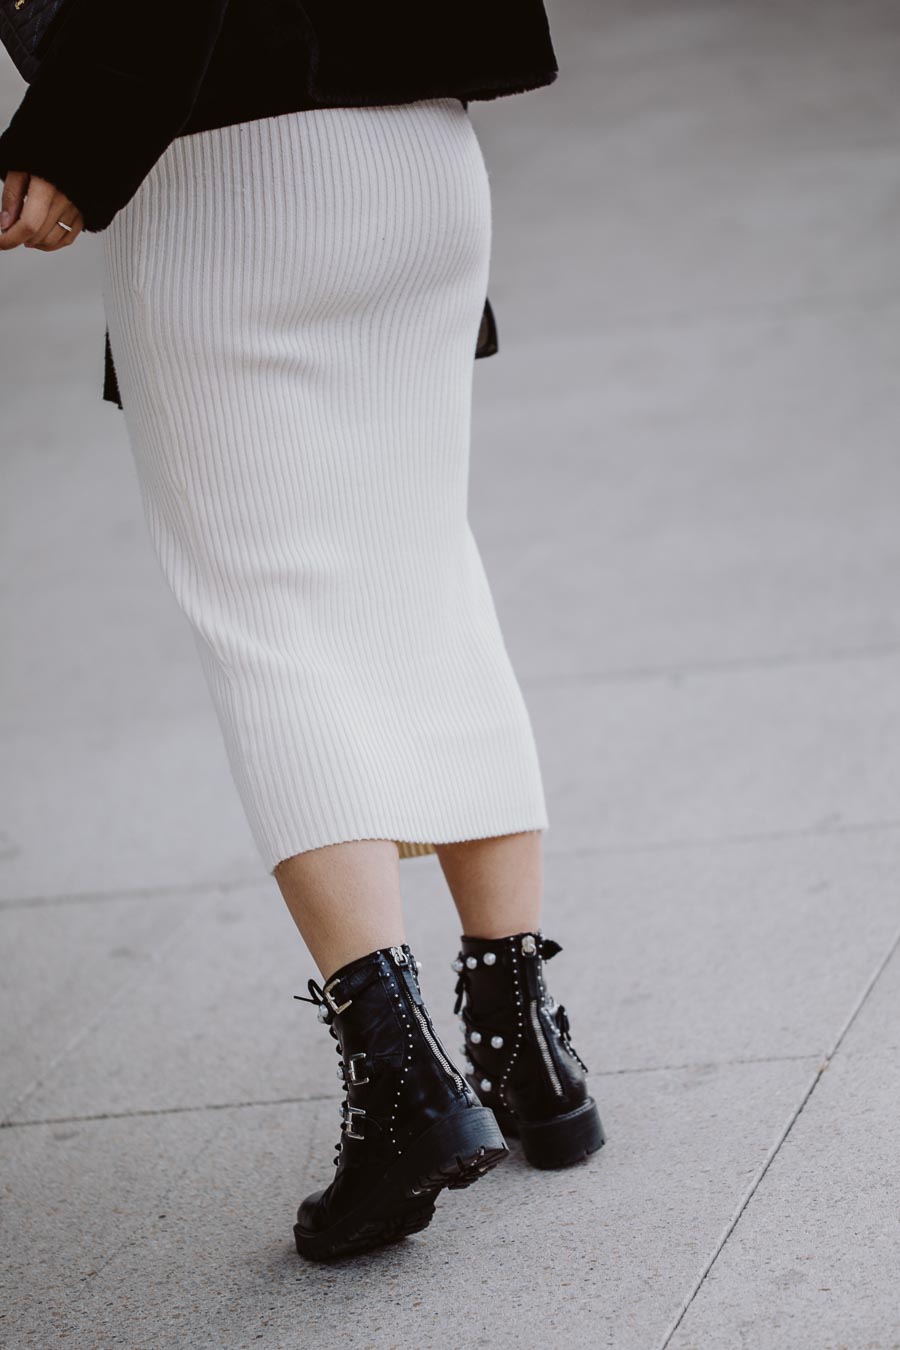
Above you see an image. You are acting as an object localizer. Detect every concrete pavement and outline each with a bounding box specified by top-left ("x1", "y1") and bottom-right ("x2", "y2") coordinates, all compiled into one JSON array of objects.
[{"x1": 2, "y1": 2, "x2": 900, "y2": 1345}]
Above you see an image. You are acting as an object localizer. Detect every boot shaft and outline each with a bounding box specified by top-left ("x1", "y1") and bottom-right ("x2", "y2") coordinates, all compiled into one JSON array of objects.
[
  {"x1": 304, "y1": 943, "x2": 475, "y2": 1168},
  {"x1": 293, "y1": 943, "x2": 510, "y2": 1257},
  {"x1": 453, "y1": 931, "x2": 590, "y2": 1122}
]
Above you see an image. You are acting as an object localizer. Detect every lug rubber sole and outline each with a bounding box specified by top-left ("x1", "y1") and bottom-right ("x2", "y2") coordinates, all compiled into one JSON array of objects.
[
  {"x1": 493, "y1": 1098, "x2": 605, "y2": 1170},
  {"x1": 293, "y1": 1106, "x2": 508, "y2": 1261}
]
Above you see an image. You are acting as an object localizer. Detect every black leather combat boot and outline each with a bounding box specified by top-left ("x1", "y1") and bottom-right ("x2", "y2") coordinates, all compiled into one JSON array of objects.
[
  {"x1": 293, "y1": 942, "x2": 508, "y2": 1261},
  {"x1": 452, "y1": 931, "x2": 605, "y2": 1169}
]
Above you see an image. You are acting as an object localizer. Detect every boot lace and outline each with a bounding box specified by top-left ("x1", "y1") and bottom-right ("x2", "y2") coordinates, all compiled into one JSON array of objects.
[
  {"x1": 294, "y1": 980, "x2": 350, "y2": 1167},
  {"x1": 293, "y1": 979, "x2": 385, "y2": 1167}
]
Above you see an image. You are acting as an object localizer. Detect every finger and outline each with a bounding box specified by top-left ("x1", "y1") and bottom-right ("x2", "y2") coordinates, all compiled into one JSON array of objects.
[
  {"x1": 0, "y1": 177, "x2": 55, "y2": 250},
  {"x1": 33, "y1": 199, "x2": 85, "y2": 253},
  {"x1": 28, "y1": 189, "x2": 71, "y2": 248},
  {"x1": 34, "y1": 203, "x2": 79, "y2": 252},
  {"x1": 0, "y1": 169, "x2": 29, "y2": 232},
  {"x1": 57, "y1": 211, "x2": 84, "y2": 248}
]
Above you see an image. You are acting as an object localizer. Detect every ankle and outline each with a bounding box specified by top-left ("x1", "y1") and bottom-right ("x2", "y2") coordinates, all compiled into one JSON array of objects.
[
  {"x1": 311, "y1": 933, "x2": 407, "y2": 984},
  {"x1": 459, "y1": 924, "x2": 542, "y2": 944}
]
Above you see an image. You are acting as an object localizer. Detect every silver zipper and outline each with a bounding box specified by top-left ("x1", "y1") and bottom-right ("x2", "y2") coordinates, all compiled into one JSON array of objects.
[
  {"x1": 391, "y1": 945, "x2": 465, "y2": 1091},
  {"x1": 413, "y1": 1005, "x2": 466, "y2": 1093},
  {"x1": 530, "y1": 999, "x2": 564, "y2": 1097}
]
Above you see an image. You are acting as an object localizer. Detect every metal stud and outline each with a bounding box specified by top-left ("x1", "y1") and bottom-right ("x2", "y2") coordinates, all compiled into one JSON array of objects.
[
  {"x1": 317, "y1": 1004, "x2": 330, "y2": 1022},
  {"x1": 483, "y1": 952, "x2": 497, "y2": 966},
  {"x1": 479, "y1": 1077, "x2": 492, "y2": 1092},
  {"x1": 491, "y1": 1035, "x2": 505, "y2": 1050},
  {"x1": 452, "y1": 958, "x2": 464, "y2": 973},
  {"x1": 470, "y1": 1030, "x2": 482, "y2": 1045},
  {"x1": 466, "y1": 956, "x2": 478, "y2": 969}
]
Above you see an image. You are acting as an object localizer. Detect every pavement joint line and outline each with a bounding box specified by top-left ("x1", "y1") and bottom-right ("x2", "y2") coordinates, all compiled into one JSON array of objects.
[
  {"x1": 2, "y1": 906, "x2": 202, "y2": 1127},
  {"x1": 70, "y1": 1092, "x2": 244, "y2": 1293},
  {"x1": 0, "y1": 1054, "x2": 819, "y2": 1132},
  {"x1": 520, "y1": 641, "x2": 900, "y2": 691},
  {"x1": 0, "y1": 872, "x2": 269, "y2": 911},
  {"x1": 558, "y1": 817, "x2": 900, "y2": 859},
  {"x1": 656, "y1": 921, "x2": 900, "y2": 1350},
  {"x1": 500, "y1": 284, "x2": 900, "y2": 340},
  {"x1": 5, "y1": 818, "x2": 900, "y2": 912},
  {"x1": 0, "y1": 1093, "x2": 339, "y2": 1131}
]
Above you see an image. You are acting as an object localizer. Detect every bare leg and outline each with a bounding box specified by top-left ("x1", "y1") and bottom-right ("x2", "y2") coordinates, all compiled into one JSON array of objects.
[
  {"x1": 274, "y1": 839, "x2": 406, "y2": 979},
  {"x1": 434, "y1": 829, "x2": 544, "y2": 938}
]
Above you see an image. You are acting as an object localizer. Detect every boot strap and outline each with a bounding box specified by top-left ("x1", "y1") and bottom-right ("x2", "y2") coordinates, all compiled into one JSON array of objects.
[
  {"x1": 322, "y1": 972, "x2": 353, "y2": 1016},
  {"x1": 338, "y1": 1052, "x2": 370, "y2": 1086}
]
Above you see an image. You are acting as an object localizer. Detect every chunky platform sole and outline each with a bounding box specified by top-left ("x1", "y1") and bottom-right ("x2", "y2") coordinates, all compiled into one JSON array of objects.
[
  {"x1": 293, "y1": 1106, "x2": 508, "y2": 1261},
  {"x1": 493, "y1": 1098, "x2": 605, "y2": 1170}
]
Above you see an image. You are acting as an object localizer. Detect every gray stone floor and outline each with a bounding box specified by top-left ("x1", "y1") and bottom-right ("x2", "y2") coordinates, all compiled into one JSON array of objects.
[{"x1": 2, "y1": 2, "x2": 899, "y2": 1346}]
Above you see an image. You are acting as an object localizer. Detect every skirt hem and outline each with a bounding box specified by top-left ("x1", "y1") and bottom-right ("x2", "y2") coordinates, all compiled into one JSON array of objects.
[{"x1": 267, "y1": 819, "x2": 549, "y2": 876}]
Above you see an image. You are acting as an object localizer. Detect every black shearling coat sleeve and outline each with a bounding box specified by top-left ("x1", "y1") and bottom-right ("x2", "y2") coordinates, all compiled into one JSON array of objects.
[{"x1": 0, "y1": 0, "x2": 231, "y2": 231}]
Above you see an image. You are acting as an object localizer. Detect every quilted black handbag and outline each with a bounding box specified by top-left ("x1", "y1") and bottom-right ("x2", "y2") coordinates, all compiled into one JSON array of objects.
[{"x1": 0, "y1": 0, "x2": 67, "y2": 81}]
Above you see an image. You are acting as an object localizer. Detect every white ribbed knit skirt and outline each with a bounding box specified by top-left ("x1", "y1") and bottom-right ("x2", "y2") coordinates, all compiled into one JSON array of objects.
[{"x1": 99, "y1": 96, "x2": 549, "y2": 874}]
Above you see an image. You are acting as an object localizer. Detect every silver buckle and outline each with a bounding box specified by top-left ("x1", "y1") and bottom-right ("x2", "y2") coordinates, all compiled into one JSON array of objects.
[
  {"x1": 347, "y1": 1053, "x2": 369, "y2": 1085},
  {"x1": 322, "y1": 976, "x2": 353, "y2": 1016},
  {"x1": 345, "y1": 1106, "x2": 366, "y2": 1140}
]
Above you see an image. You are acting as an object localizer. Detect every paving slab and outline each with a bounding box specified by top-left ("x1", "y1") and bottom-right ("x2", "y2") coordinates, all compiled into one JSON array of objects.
[
  {"x1": 475, "y1": 305, "x2": 900, "y2": 680},
  {"x1": 0, "y1": 713, "x2": 262, "y2": 902},
  {"x1": 668, "y1": 956, "x2": 900, "y2": 1350},
  {"x1": 4, "y1": 882, "x2": 313, "y2": 1125},
  {"x1": 0, "y1": 239, "x2": 107, "y2": 451},
  {"x1": 479, "y1": 1, "x2": 900, "y2": 329},
  {"x1": 0, "y1": 1058, "x2": 815, "y2": 1350},
  {"x1": 529, "y1": 651, "x2": 900, "y2": 855},
  {"x1": 523, "y1": 829, "x2": 900, "y2": 1073},
  {"x1": 0, "y1": 1109, "x2": 227, "y2": 1341},
  {"x1": 0, "y1": 243, "x2": 226, "y2": 747},
  {"x1": 1, "y1": 412, "x2": 215, "y2": 739},
  {"x1": 0, "y1": 891, "x2": 189, "y2": 1119}
]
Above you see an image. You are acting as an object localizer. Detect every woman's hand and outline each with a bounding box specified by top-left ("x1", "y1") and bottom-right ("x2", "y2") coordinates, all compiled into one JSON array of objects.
[{"x1": 0, "y1": 170, "x2": 84, "y2": 251}]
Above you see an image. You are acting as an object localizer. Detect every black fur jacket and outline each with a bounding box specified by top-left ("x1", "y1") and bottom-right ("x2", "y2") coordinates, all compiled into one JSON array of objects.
[{"x1": 0, "y1": 0, "x2": 558, "y2": 405}]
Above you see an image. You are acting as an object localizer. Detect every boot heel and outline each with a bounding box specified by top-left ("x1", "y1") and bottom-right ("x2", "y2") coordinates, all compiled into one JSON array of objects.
[
  {"x1": 404, "y1": 1106, "x2": 509, "y2": 1195},
  {"x1": 517, "y1": 1098, "x2": 605, "y2": 1170}
]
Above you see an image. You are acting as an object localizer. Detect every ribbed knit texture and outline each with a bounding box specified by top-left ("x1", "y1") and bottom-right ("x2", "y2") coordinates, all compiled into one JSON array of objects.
[{"x1": 99, "y1": 98, "x2": 549, "y2": 874}]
